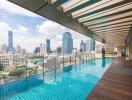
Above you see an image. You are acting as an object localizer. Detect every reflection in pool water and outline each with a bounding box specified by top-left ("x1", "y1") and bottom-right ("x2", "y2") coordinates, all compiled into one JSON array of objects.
[{"x1": 102, "y1": 58, "x2": 106, "y2": 67}]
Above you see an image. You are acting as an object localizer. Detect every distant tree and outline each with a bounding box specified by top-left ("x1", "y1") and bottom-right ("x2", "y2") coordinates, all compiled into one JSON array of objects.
[
  {"x1": 0, "y1": 62, "x2": 4, "y2": 71},
  {"x1": 9, "y1": 69, "x2": 25, "y2": 77},
  {"x1": 33, "y1": 61, "x2": 37, "y2": 64}
]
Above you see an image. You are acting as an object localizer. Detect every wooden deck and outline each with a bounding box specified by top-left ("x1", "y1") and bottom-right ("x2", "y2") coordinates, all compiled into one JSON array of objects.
[{"x1": 87, "y1": 57, "x2": 132, "y2": 100}]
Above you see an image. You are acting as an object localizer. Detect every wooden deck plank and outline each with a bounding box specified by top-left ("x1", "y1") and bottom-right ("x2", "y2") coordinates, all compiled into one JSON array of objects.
[{"x1": 87, "y1": 57, "x2": 132, "y2": 100}]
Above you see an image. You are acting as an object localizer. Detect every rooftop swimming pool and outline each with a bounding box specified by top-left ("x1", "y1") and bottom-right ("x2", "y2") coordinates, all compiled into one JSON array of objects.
[{"x1": 0, "y1": 58, "x2": 113, "y2": 100}]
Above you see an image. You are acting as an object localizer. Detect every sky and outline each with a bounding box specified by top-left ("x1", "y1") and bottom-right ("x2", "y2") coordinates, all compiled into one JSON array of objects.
[{"x1": 0, "y1": 0, "x2": 91, "y2": 52}]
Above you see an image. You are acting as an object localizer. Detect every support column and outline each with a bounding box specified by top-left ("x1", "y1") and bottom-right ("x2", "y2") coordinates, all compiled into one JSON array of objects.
[
  {"x1": 126, "y1": 45, "x2": 132, "y2": 60},
  {"x1": 117, "y1": 47, "x2": 122, "y2": 57},
  {"x1": 125, "y1": 25, "x2": 132, "y2": 60}
]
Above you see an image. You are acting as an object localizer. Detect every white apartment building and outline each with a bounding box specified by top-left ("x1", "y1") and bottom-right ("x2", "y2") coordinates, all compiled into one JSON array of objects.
[
  {"x1": 105, "y1": 44, "x2": 115, "y2": 53},
  {"x1": 40, "y1": 43, "x2": 45, "y2": 55},
  {"x1": 0, "y1": 53, "x2": 26, "y2": 68},
  {"x1": 95, "y1": 43, "x2": 104, "y2": 53}
]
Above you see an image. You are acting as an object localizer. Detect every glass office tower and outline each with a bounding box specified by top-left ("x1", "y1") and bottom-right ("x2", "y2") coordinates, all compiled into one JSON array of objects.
[
  {"x1": 8, "y1": 31, "x2": 14, "y2": 52},
  {"x1": 62, "y1": 32, "x2": 73, "y2": 54},
  {"x1": 46, "y1": 39, "x2": 51, "y2": 53}
]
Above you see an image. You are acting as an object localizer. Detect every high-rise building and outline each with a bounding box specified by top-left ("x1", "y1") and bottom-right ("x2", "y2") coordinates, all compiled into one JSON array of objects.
[
  {"x1": 40, "y1": 43, "x2": 45, "y2": 55},
  {"x1": 56, "y1": 46, "x2": 62, "y2": 54},
  {"x1": 0, "y1": 54, "x2": 25, "y2": 68},
  {"x1": 8, "y1": 31, "x2": 14, "y2": 52},
  {"x1": 85, "y1": 39, "x2": 90, "y2": 52},
  {"x1": 62, "y1": 32, "x2": 73, "y2": 54},
  {"x1": 21, "y1": 48, "x2": 26, "y2": 55},
  {"x1": 46, "y1": 39, "x2": 51, "y2": 53},
  {"x1": 90, "y1": 38, "x2": 95, "y2": 51},
  {"x1": 95, "y1": 43, "x2": 103, "y2": 53},
  {"x1": 34, "y1": 47, "x2": 40, "y2": 54},
  {"x1": 1, "y1": 44, "x2": 7, "y2": 53},
  {"x1": 16, "y1": 45, "x2": 21, "y2": 53},
  {"x1": 80, "y1": 40, "x2": 86, "y2": 52},
  {"x1": 105, "y1": 44, "x2": 115, "y2": 53}
]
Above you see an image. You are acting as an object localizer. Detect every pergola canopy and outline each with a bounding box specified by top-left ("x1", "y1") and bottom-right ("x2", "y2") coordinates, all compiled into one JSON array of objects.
[{"x1": 8, "y1": 0, "x2": 132, "y2": 47}]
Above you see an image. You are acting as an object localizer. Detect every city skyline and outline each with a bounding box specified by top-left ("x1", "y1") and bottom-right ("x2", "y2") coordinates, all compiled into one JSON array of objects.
[
  {"x1": 0, "y1": 0, "x2": 92, "y2": 52},
  {"x1": 0, "y1": 30, "x2": 101, "y2": 54},
  {"x1": 0, "y1": 29, "x2": 102, "y2": 55}
]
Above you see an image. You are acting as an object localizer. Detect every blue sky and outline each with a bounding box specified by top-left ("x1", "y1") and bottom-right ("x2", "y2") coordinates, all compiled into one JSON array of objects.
[{"x1": 0, "y1": 0, "x2": 91, "y2": 52}]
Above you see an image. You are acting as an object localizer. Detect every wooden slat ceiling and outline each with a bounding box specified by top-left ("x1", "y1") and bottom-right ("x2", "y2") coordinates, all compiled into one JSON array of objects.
[
  {"x1": 8, "y1": 0, "x2": 132, "y2": 47},
  {"x1": 52, "y1": 0, "x2": 132, "y2": 47}
]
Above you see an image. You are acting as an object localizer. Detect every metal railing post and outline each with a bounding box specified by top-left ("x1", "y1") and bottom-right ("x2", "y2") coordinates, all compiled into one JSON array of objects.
[
  {"x1": 70, "y1": 55, "x2": 71, "y2": 65},
  {"x1": 83, "y1": 53, "x2": 84, "y2": 63},
  {"x1": 86, "y1": 53, "x2": 87, "y2": 61},
  {"x1": 54, "y1": 58, "x2": 56, "y2": 73},
  {"x1": 63, "y1": 56, "x2": 64, "y2": 68},
  {"x1": 75, "y1": 53, "x2": 76, "y2": 65},
  {"x1": 42, "y1": 58, "x2": 44, "y2": 80},
  {"x1": 58, "y1": 57, "x2": 60, "y2": 68},
  {"x1": 26, "y1": 60, "x2": 27, "y2": 78},
  {"x1": 86, "y1": 53, "x2": 88, "y2": 65}
]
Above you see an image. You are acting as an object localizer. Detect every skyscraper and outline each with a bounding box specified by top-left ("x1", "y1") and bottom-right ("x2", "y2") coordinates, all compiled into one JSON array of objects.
[
  {"x1": 90, "y1": 38, "x2": 95, "y2": 51},
  {"x1": 40, "y1": 43, "x2": 44, "y2": 55},
  {"x1": 8, "y1": 31, "x2": 14, "y2": 52},
  {"x1": 1, "y1": 44, "x2": 7, "y2": 53},
  {"x1": 46, "y1": 39, "x2": 51, "y2": 53},
  {"x1": 16, "y1": 45, "x2": 21, "y2": 53},
  {"x1": 85, "y1": 39, "x2": 90, "y2": 52},
  {"x1": 56, "y1": 46, "x2": 62, "y2": 54},
  {"x1": 34, "y1": 47, "x2": 40, "y2": 54},
  {"x1": 62, "y1": 32, "x2": 73, "y2": 54},
  {"x1": 80, "y1": 40, "x2": 86, "y2": 52}
]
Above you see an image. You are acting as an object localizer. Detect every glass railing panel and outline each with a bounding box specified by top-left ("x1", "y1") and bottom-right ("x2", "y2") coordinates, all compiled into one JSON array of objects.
[
  {"x1": 0, "y1": 52, "x2": 96, "y2": 86},
  {"x1": 0, "y1": 59, "x2": 27, "y2": 85}
]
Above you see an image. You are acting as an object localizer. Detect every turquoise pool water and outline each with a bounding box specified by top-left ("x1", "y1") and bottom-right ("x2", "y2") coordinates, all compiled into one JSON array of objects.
[{"x1": 0, "y1": 58, "x2": 113, "y2": 100}]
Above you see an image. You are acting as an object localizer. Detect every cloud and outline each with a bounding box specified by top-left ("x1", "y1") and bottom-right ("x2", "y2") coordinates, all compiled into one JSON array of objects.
[
  {"x1": 37, "y1": 20, "x2": 90, "y2": 50},
  {"x1": 0, "y1": 12, "x2": 7, "y2": 18},
  {"x1": 0, "y1": 0, "x2": 99, "y2": 53},
  {"x1": 37, "y1": 20, "x2": 88, "y2": 40},
  {"x1": 0, "y1": 21, "x2": 90, "y2": 52},
  {"x1": 0, "y1": 21, "x2": 43, "y2": 52},
  {"x1": 0, "y1": 22, "x2": 12, "y2": 44},
  {"x1": 37, "y1": 20, "x2": 66, "y2": 38},
  {"x1": 0, "y1": 0, "x2": 91, "y2": 52},
  {"x1": 15, "y1": 25, "x2": 28, "y2": 32},
  {"x1": 0, "y1": 0, "x2": 40, "y2": 18},
  {"x1": 37, "y1": 20, "x2": 67, "y2": 50}
]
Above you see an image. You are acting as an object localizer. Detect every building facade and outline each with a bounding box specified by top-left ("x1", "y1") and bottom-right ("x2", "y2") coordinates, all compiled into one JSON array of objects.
[
  {"x1": 56, "y1": 47, "x2": 62, "y2": 54},
  {"x1": 1, "y1": 44, "x2": 7, "y2": 53},
  {"x1": 8, "y1": 31, "x2": 14, "y2": 52},
  {"x1": 34, "y1": 47, "x2": 40, "y2": 54},
  {"x1": 105, "y1": 44, "x2": 115, "y2": 53},
  {"x1": 46, "y1": 39, "x2": 51, "y2": 53},
  {"x1": 85, "y1": 39, "x2": 91, "y2": 52},
  {"x1": 0, "y1": 53, "x2": 25, "y2": 68},
  {"x1": 80, "y1": 40, "x2": 86, "y2": 52},
  {"x1": 95, "y1": 43, "x2": 104, "y2": 53},
  {"x1": 62, "y1": 32, "x2": 73, "y2": 54},
  {"x1": 15, "y1": 45, "x2": 21, "y2": 53},
  {"x1": 90, "y1": 38, "x2": 95, "y2": 51},
  {"x1": 40, "y1": 43, "x2": 45, "y2": 55}
]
